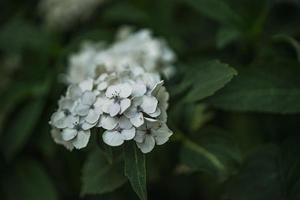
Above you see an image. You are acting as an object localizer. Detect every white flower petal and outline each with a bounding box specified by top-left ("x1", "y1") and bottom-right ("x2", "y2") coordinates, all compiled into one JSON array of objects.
[
  {"x1": 119, "y1": 116, "x2": 132, "y2": 129},
  {"x1": 148, "y1": 107, "x2": 161, "y2": 117},
  {"x1": 130, "y1": 112, "x2": 144, "y2": 127},
  {"x1": 62, "y1": 128, "x2": 77, "y2": 141},
  {"x1": 134, "y1": 130, "x2": 146, "y2": 143},
  {"x1": 73, "y1": 130, "x2": 90, "y2": 149},
  {"x1": 102, "y1": 131, "x2": 124, "y2": 146},
  {"x1": 159, "y1": 110, "x2": 168, "y2": 122},
  {"x1": 106, "y1": 85, "x2": 120, "y2": 98},
  {"x1": 121, "y1": 127, "x2": 136, "y2": 140},
  {"x1": 50, "y1": 111, "x2": 66, "y2": 128},
  {"x1": 144, "y1": 117, "x2": 158, "y2": 123},
  {"x1": 141, "y1": 96, "x2": 158, "y2": 114},
  {"x1": 153, "y1": 124, "x2": 173, "y2": 145},
  {"x1": 81, "y1": 91, "x2": 96, "y2": 105},
  {"x1": 65, "y1": 115, "x2": 79, "y2": 128},
  {"x1": 95, "y1": 73, "x2": 108, "y2": 83},
  {"x1": 51, "y1": 128, "x2": 73, "y2": 151},
  {"x1": 120, "y1": 98, "x2": 131, "y2": 113},
  {"x1": 136, "y1": 135, "x2": 155, "y2": 153},
  {"x1": 79, "y1": 78, "x2": 93, "y2": 91},
  {"x1": 81, "y1": 121, "x2": 97, "y2": 130},
  {"x1": 119, "y1": 83, "x2": 132, "y2": 98},
  {"x1": 66, "y1": 85, "x2": 82, "y2": 100},
  {"x1": 132, "y1": 83, "x2": 147, "y2": 97},
  {"x1": 75, "y1": 104, "x2": 90, "y2": 116},
  {"x1": 59, "y1": 99, "x2": 75, "y2": 111},
  {"x1": 151, "y1": 80, "x2": 164, "y2": 96},
  {"x1": 97, "y1": 82, "x2": 108, "y2": 91},
  {"x1": 85, "y1": 109, "x2": 101, "y2": 124},
  {"x1": 95, "y1": 97, "x2": 111, "y2": 113},
  {"x1": 109, "y1": 103, "x2": 121, "y2": 117},
  {"x1": 99, "y1": 115, "x2": 118, "y2": 130}
]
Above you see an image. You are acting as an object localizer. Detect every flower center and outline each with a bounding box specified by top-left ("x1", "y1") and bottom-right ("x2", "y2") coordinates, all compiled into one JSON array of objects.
[
  {"x1": 74, "y1": 123, "x2": 82, "y2": 131},
  {"x1": 137, "y1": 106, "x2": 143, "y2": 112},
  {"x1": 63, "y1": 109, "x2": 71, "y2": 116},
  {"x1": 113, "y1": 97, "x2": 121, "y2": 104},
  {"x1": 145, "y1": 129, "x2": 151, "y2": 135},
  {"x1": 112, "y1": 90, "x2": 120, "y2": 98}
]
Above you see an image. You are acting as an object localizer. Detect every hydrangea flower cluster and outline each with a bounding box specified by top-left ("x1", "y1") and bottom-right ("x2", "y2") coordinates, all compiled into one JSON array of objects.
[
  {"x1": 66, "y1": 28, "x2": 176, "y2": 84},
  {"x1": 50, "y1": 29, "x2": 174, "y2": 153}
]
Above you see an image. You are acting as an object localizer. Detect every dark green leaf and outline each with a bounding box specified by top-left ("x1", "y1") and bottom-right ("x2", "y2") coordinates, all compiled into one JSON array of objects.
[
  {"x1": 103, "y1": 2, "x2": 148, "y2": 24},
  {"x1": 0, "y1": 19, "x2": 52, "y2": 54},
  {"x1": 2, "y1": 160, "x2": 58, "y2": 200},
  {"x1": 181, "y1": 60, "x2": 237, "y2": 102},
  {"x1": 216, "y1": 26, "x2": 240, "y2": 49},
  {"x1": 224, "y1": 137, "x2": 300, "y2": 200},
  {"x1": 183, "y1": 0, "x2": 243, "y2": 27},
  {"x1": 180, "y1": 128, "x2": 242, "y2": 181},
  {"x1": 208, "y1": 63, "x2": 300, "y2": 113},
  {"x1": 273, "y1": 34, "x2": 300, "y2": 62},
  {"x1": 81, "y1": 148, "x2": 127, "y2": 195},
  {"x1": 124, "y1": 142, "x2": 147, "y2": 200},
  {"x1": 1, "y1": 98, "x2": 45, "y2": 160}
]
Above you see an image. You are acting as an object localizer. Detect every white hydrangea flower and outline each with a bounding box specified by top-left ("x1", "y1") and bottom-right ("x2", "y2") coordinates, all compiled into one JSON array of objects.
[
  {"x1": 51, "y1": 66, "x2": 173, "y2": 153},
  {"x1": 124, "y1": 88, "x2": 161, "y2": 127},
  {"x1": 60, "y1": 118, "x2": 92, "y2": 149},
  {"x1": 51, "y1": 27, "x2": 175, "y2": 153},
  {"x1": 102, "y1": 116, "x2": 136, "y2": 146},
  {"x1": 103, "y1": 83, "x2": 132, "y2": 117},
  {"x1": 50, "y1": 118, "x2": 93, "y2": 150},
  {"x1": 66, "y1": 28, "x2": 176, "y2": 84},
  {"x1": 51, "y1": 128, "x2": 74, "y2": 150},
  {"x1": 50, "y1": 97, "x2": 78, "y2": 129},
  {"x1": 50, "y1": 78, "x2": 99, "y2": 150},
  {"x1": 66, "y1": 42, "x2": 104, "y2": 84},
  {"x1": 134, "y1": 120, "x2": 173, "y2": 153},
  {"x1": 39, "y1": 0, "x2": 106, "y2": 30}
]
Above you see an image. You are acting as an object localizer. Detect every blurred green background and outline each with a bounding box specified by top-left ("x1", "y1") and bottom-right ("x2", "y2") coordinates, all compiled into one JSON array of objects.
[{"x1": 1, "y1": 0, "x2": 300, "y2": 199}]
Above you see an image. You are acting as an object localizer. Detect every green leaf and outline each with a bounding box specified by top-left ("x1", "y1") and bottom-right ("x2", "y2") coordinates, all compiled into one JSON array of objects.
[
  {"x1": 224, "y1": 137, "x2": 300, "y2": 200},
  {"x1": 1, "y1": 98, "x2": 45, "y2": 160},
  {"x1": 216, "y1": 26, "x2": 240, "y2": 49},
  {"x1": 81, "y1": 148, "x2": 127, "y2": 196},
  {"x1": 180, "y1": 128, "x2": 242, "y2": 181},
  {"x1": 124, "y1": 142, "x2": 147, "y2": 200},
  {"x1": 103, "y1": 2, "x2": 148, "y2": 24},
  {"x1": 2, "y1": 160, "x2": 58, "y2": 200},
  {"x1": 207, "y1": 63, "x2": 300, "y2": 113},
  {"x1": 0, "y1": 18, "x2": 52, "y2": 54},
  {"x1": 183, "y1": 0, "x2": 243, "y2": 27},
  {"x1": 180, "y1": 60, "x2": 237, "y2": 103},
  {"x1": 273, "y1": 34, "x2": 300, "y2": 62}
]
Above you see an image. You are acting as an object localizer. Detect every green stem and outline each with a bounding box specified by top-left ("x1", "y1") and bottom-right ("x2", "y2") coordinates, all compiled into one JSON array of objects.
[{"x1": 173, "y1": 130, "x2": 226, "y2": 174}]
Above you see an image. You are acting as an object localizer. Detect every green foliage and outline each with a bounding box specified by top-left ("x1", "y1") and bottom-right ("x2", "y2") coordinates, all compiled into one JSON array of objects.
[
  {"x1": 81, "y1": 148, "x2": 127, "y2": 195},
  {"x1": 1, "y1": 0, "x2": 300, "y2": 200},
  {"x1": 224, "y1": 137, "x2": 300, "y2": 200},
  {"x1": 2, "y1": 160, "x2": 58, "y2": 200},
  {"x1": 124, "y1": 142, "x2": 147, "y2": 200},
  {"x1": 273, "y1": 34, "x2": 300, "y2": 62},
  {"x1": 178, "y1": 60, "x2": 237, "y2": 103},
  {"x1": 1, "y1": 98, "x2": 45, "y2": 160},
  {"x1": 180, "y1": 128, "x2": 242, "y2": 181},
  {"x1": 0, "y1": 19, "x2": 54, "y2": 54},
  {"x1": 183, "y1": 0, "x2": 243, "y2": 28},
  {"x1": 208, "y1": 62, "x2": 300, "y2": 113}
]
